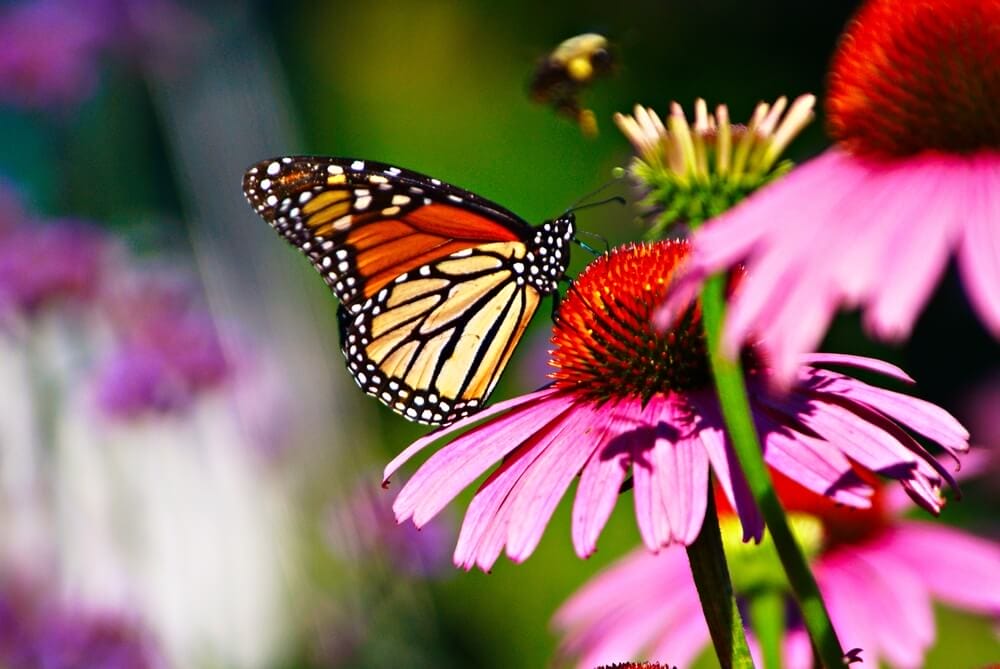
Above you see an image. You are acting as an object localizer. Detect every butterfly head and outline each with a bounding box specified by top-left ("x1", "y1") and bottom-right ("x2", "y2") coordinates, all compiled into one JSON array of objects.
[{"x1": 525, "y1": 214, "x2": 575, "y2": 294}]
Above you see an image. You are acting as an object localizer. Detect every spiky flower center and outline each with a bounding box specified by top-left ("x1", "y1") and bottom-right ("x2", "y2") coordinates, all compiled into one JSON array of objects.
[
  {"x1": 549, "y1": 241, "x2": 716, "y2": 399},
  {"x1": 827, "y1": 0, "x2": 1000, "y2": 158}
]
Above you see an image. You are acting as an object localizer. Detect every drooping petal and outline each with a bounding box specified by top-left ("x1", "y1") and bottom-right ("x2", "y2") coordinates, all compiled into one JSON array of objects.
[
  {"x1": 767, "y1": 390, "x2": 946, "y2": 490},
  {"x1": 882, "y1": 522, "x2": 1000, "y2": 613},
  {"x1": 799, "y1": 367, "x2": 968, "y2": 456},
  {"x1": 687, "y1": 394, "x2": 763, "y2": 542},
  {"x1": 572, "y1": 401, "x2": 639, "y2": 557},
  {"x1": 506, "y1": 403, "x2": 611, "y2": 561},
  {"x1": 864, "y1": 161, "x2": 964, "y2": 340},
  {"x1": 799, "y1": 353, "x2": 914, "y2": 384},
  {"x1": 956, "y1": 153, "x2": 1000, "y2": 337},
  {"x1": 752, "y1": 410, "x2": 873, "y2": 507},
  {"x1": 815, "y1": 556, "x2": 881, "y2": 669},
  {"x1": 632, "y1": 422, "x2": 668, "y2": 551},
  {"x1": 822, "y1": 544, "x2": 935, "y2": 669},
  {"x1": 653, "y1": 431, "x2": 710, "y2": 545},
  {"x1": 392, "y1": 392, "x2": 575, "y2": 527},
  {"x1": 383, "y1": 387, "x2": 562, "y2": 483},
  {"x1": 554, "y1": 549, "x2": 706, "y2": 669}
]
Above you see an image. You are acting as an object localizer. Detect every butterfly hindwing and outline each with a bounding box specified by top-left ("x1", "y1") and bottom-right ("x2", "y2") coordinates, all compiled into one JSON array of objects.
[
  {"x1": 243, "y1": 156, "x2": 575, "y2": 425},
  {"x1": 340, "y1": 241, "x2": 542, "y2": 424}
]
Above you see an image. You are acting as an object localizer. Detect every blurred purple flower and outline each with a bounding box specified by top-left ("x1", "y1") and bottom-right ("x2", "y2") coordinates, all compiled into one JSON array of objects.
[
  {"x1": 0, "y1": 219, "x2": 111, "y2": 316},
  {"x1": 327, "y1": 481, "x2": 453, "y2": 578},
  {"x1": 0, "y1": 180, "x2": 27, "y2": 234},
  {"x1": 0, "y1": 1, "x2": 106, "y2": 110},
  {"x1": 87, "y1": 0, "x2": 208, "y2": 78},
  {"x1": 0, "y1": 580, "x2": 161, "y2": 669},
  {"x1": 554, "y1": 477, "x2": 1000, "y2": 669},
  {"x1": 92, "y1": 346, "x2": 189, "y2": 418},
  {"x1": 0, "y1": 0, "x2": 207, "y2": 111},
  {"x1": 94, "y1": 271, "x2": 231, "y2": 419}
]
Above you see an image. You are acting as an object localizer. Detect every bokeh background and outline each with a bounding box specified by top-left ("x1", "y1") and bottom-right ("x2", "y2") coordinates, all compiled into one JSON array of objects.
[{"x1": 0, "y1": 0, "x2": 997, "y2": 667}]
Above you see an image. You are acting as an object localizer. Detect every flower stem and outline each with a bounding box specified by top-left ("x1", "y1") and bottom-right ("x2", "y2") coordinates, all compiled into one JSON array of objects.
[
  {"x1": 749, "y1": 589, "x2": 785, "y2": 669},
  {"x1": 700, "y1": 274, "x2": 845, "y2": 668},
  {"x1": 685, "y1": 487, "x2": 755, "y2": 669}
]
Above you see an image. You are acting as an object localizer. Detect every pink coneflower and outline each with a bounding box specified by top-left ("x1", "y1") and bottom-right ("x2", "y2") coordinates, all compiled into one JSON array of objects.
[
  {"x1": 554, "y1": 476, "x2": 1000, "y2": 669},
  {"x1": 383, "y1": 241, "x2": 968, "y2": 571},
  {"x1": 659, "y1": 0, "x2": 1000, "y2": 382}
]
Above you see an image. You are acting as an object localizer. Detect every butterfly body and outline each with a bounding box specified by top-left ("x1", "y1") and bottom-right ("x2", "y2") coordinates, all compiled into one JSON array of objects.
[{"x1": 243, "y1": 156, "x2": 574, "y2": 425}]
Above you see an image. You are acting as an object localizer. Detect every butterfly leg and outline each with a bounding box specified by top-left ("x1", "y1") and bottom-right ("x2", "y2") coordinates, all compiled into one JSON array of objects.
[{"x1": 550, "y1": 290, "x2": 563, "y2": 321}]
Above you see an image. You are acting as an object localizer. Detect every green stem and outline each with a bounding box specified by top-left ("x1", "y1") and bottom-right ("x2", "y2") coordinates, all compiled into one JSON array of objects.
[
  {"x1": 685, "y1": 488, "x2": 755, "y2": 669},
  {"x1": 749, "y1": 589, "x2": 785, "y2": 669},
  {"x1": 700, "y1": 274, "x2": 845, "y2": 668}
]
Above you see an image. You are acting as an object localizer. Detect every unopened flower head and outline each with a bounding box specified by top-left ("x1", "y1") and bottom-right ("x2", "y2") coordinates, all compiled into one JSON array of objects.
[
  {"x1": 384, "y1": 241, "x2": 966, "y2": 572},
  {"x1": 614, "y1": 96, "x2": 815, "y2": 236}
]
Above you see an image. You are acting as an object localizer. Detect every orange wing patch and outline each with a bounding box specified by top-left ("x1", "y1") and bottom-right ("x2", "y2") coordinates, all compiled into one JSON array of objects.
[{"x1": 346, "y1": 204, "x2": 524, "y2": 299}]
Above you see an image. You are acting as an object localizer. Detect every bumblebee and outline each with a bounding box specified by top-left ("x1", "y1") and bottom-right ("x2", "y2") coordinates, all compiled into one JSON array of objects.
[{"x1": 529, "y1": 33, "x2": 615, "y2": 137}]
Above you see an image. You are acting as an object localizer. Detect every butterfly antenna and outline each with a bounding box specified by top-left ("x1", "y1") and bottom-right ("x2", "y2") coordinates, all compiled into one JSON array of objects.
[
  {"x1": 562, "y1": 176, "x2": 625, "y2": 214},
  {"x1": 574, "y1": 230, "x2": 610, "y2": 255}
]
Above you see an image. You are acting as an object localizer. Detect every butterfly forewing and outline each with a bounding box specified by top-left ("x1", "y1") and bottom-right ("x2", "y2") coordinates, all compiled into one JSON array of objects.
[
  {"x1": 243, "y1": 156, "x2": 533, "y2": 306},
  {"x1": 243, "y1": 156, "x2": 575, "y2": 425}
]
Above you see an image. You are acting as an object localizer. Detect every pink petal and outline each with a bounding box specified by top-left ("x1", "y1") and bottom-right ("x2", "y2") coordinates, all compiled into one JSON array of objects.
[
  {"x1": 864, "y1": 162, "x2": 962, "y2": 340},
  {"x1": 800, "y1": 367, "x2": 968, "y2": 456},
  {"x1": 822, "y1": 544, "x2": 935, "y2": 668},
  {"x1": 383, "y1": 387, "x2": 562, "y2": 482},
  {"x1": 453, "y1": 438, "x2": 548, "y2": 571},
  {"x1": 956, "y1": 152, "x2": 1000, "y2": 337},
  {"x1": 554, "y1": 549, "x2": 706, "y2": 668},
  {"x1": 572, "y1": 402, "x2": 639, "y2": 557},
  {"x1": 800, "y1": 353, "x2": 915, "y2": 384},
  {"x1": 817, "y1": 558, "x2": 880, "y2": 669},
  {"x1": 773, "y1": 391, "x2": 939, "y2": 481},
  {"x1": 506, "y1": 403, "x2": 610, "y2": 561},
  {"x1": 632, "y1": 421, "x2": 670, "y2": 551},
  {"x1": 694, "y1": 413, "x2": 763, "y2": 542},
  {"x1": 752, "y1": 408, "x2": 873, "y2": 507},
  {"x1": 392, "y1": 392, "x2": 576, "y2": 527},
  {"x1": 782, "y1": 627, "x2": 815, "y2": 669},
  {"x1": 694, "y1": 150, "x2": 867, "y2": 269},
  {"x1": 883, "y1": 522, "x2": 1000, "y2": 614},
  {"x1": 653, "y1": 431, "x2": 709, "y2": 545},
  {"x1": 684, "y1": 147, "x2": 997, "y2": 383},
  {"x1": 646, "y1": 594, "x2": 711, "y2": 668}
]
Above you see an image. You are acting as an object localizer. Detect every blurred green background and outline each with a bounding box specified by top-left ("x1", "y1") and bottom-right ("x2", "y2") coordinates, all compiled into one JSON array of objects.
[{"x1": 0, "y1": 1, "x2": 997, "y2": 667}]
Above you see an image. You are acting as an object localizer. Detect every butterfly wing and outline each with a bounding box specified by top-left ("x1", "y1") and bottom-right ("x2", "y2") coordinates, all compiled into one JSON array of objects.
[
  {"x1": 339, "y1": 240, "x2": 543, "y2": 425},
  {"x1": 244, "y1": 156, "x2": 572, "y2": 425},
  {"x1": 243, "y1": 156, "x2": 533, "y2": 307}
]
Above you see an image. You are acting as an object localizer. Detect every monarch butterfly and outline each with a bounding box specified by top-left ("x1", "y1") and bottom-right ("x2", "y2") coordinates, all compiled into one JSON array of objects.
[{"x1": 243, "y1": 156, "x2": 575, "y2": 426}]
